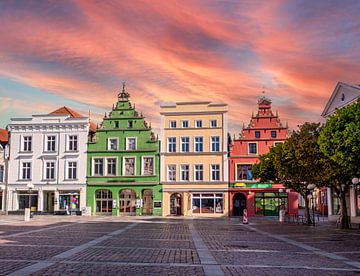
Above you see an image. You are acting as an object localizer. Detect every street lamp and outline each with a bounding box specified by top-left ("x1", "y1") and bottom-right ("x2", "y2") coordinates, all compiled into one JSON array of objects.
[{"x1": 307, "y1": 184, "x2": 316, "y2": 226}]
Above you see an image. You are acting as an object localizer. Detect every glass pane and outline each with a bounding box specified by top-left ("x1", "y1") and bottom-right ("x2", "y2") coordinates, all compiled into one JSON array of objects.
[
  {"x1": 215, "y1": 198, "x2": 223, "y2": 213},
  {"x1": 201, "y1": 198, "x2": 214, "y2": 213},
  {"x1": 192, "y1": 198, "x2": 200, "y2": 213}
]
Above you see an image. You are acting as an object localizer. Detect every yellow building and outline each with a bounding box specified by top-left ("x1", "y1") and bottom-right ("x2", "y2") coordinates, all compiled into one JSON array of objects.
[{"x1": 160, "y1": 101, "x2": 229, "y2": 217}]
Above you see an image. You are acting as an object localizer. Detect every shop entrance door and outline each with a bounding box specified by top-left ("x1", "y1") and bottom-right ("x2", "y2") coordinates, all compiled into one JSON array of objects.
[
  {"x1": 170, "y1": 193, "x2": 182, "y2": 215},
  {"x1": 44, "y1": 192, "x2": 54, "y2": 213},
  {"x1": 119, "y1": 189, "x2": 136, "y2": 215},
  {"x1": 232, "y1": 193, "x2": 246, "y2": 216},
  {"x1": 142, "y1": 189, "x2": 153, "y2": 215}
]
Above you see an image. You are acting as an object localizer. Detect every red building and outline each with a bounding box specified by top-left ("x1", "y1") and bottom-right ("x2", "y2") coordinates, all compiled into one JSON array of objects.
[{"x1": 229, "y1": 96, "x2": 298, "y2": 217}]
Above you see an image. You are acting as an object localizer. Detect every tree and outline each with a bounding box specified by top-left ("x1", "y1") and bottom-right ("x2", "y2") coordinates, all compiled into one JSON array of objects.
[
  {"x1": 319, "y1": 99, "x2": 360, "y2": 229},
  {"x1": 252, "y1": 145, "x2": 280, "y2": 183}
]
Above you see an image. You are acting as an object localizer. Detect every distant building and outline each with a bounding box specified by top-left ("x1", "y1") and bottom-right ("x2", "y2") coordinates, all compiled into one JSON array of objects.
[
  {"x1": 7, "y1": 107, "x2": 89, "y2": 214},
  {"x1": 0, "y1": 129, "x2": 9, "y2": 213},
  {"x1": 160, "y1": 101, "x2": 229, "y2": 217},
  {"x1": 229, "y1": 96, "x2": 298, "y2": 217},
  {"x1": 322, "y1": 82, "x2": 360, "y2": 224}
]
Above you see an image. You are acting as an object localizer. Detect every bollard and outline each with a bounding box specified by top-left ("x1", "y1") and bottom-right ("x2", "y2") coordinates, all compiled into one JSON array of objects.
[
  {"x1": 243, "y1": 209, "x2": 248, "y2": 224},
  {"x1": 279, "y1": 210, "x2": 285, "y2": 222},
  {"x1": 24, "y1": 208, "x2": 31, "y2": 221}
]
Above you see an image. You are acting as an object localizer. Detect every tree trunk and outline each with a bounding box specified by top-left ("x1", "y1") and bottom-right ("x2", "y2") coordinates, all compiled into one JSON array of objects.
[
  {"x1": 338, "y1": 190, "x2": 350, "y2": 229},
  {"x1": 304, "y1": 196, "x2": 312, "y2": 225}
]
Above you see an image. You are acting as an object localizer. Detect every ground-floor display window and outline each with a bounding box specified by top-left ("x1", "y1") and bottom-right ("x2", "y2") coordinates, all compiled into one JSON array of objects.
[
  {"x1": 96, "y1": 189, "x2": 113, "y2": 214},
  {"x1": 119, "y1": 189, "x2": 136, "y2": 215},
  {"x1": 355, "y1": 187, "x2": 360, "y2": 216},
  {"x1": 192, "y1": 193, "x2": 223, "y2": 214},
  {"x1": 60, "y1": 192, "x2": 80, "y2": 211},
  {"x1": 18, "y1": 192, "x2": 38, "y2": 211},
  {"x1": 255, "y1": 192, "x2": 288, "y2": 216}
]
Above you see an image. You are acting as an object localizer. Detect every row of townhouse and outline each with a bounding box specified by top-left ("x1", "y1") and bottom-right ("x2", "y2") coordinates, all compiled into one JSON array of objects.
[{"x1": 0, "y1": 84, "x2": 298, "y2": 217}]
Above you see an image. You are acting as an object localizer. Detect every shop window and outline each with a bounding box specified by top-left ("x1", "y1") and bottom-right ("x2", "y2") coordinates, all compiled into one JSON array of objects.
[
  {"x1": 95, "y1": 189, "x2": 112, "y2": 213},
  {"x1": 192, "y1": 193, "x2": 223, "y2": 214},
  {"x1": 18, "y1": 192, "x2": 38, "y2": 210},
  {"x1": 237, "y1": 164, "x2": 252, "y2": 180},
  {"x1": 255, "y1": 192, "x2": 288, "y2": 216},
  {"x1": 60, "y1": 193, "x2": 79, "y2": 211},
  {"x1": 356, "y1": 187, "x2": 360, "y2": 216}
]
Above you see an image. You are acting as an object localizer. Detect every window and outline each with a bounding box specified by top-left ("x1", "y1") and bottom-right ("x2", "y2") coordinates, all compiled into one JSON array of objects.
[
  {"x1": 67, "y1": 162, "x2": 77, "y2": 179},
  {"x1": 168, "y1": 137, "x2": 176, "y2": 153},
  {"x1": 167, "y1": 165, "x2": 176, "y2": 181},
  {"x1": 68, "y1": 135, "x2": 78, "y2": 151},
  {"x1": 94, "y1": 158, "x2": 104, "y2": 176},
  {"x1": 128, "y1": 121, "x2": 133, "y2": 128},
  {"x1": 249, "y1": 143, "x2": 257, "y2": 154},
  {"x1": 180, "y1": 164, "x2": 189, "y2": 181},
  {"x1": 237, "y1": 164, "x2": 252, "y2": 180},
  {"x1": 274, "y1": 142, "x2": 283, "y2": 147},
  {"x1": 23, "y1": 136, "x2": 32, "y2": 152},
  {"x1": 181, "y1": 137, "x2": 190, "y2": 152},
  {"x1": 194, "y1": 137, "x2": 203, "y2": 152},
  {"x1": 0, "y1": 165, "x2": 4, "y2": 182},
  {"x1": 192, "y1": 193, "x2": 223, "y2": 214},
  {"x1": 210, "y1": 120, "x2": 217, "y2": 128},
  {"x1": 124, "y1": 157, "x2": 135, "y2": 176},
  {"x1": 194, "y1": 164, "x2": 203, "y2": 181},
  {"x1": 255, "y1": 131, "x2": 260, "y2": 139},
  {"x1": 96, "y1": 189, "x2": 113, "y2": 213},
  {"x1": 195, "y1": 120, "x2": 202, "y2": 128},
  {"x1": 271, "y1": 131, "x2": 277, "y2": 139},
  {"x1": 21, "y1": 162, "x2": 31, "y2": 180},
  {"x1": 170, "y1": 121, "x2": 177, "y2": 128},
  {"x1": 108, "y1": 138, "x2": 118, "y2": 150},
  {"x1": 46, "y1": 135, "x2": 56, "y2": 152},
  {"x1": 211, "y1": 164, "x2": 220, "y2": 181},
  {"x1": 45, "y1": 161, "x2": 55, "y2": 180},
  {"x1": 126, "y1": 138, "x2": 136, "y2": 150},
  {"x1": 182, "y1": 120, "x2": 189, "y2": 128},
  {"x1": 114, "y1": 121, "x2": 119, "y2": 128},
  {"x1": 142, "y1": 157, "x2": 154, "y2": 175},
  {"x1": 211, "y1": 136, "x2": 220, "y2": 152},
  {"x1": 107, "y1": 159, "x2": 117, "y2": 176}
]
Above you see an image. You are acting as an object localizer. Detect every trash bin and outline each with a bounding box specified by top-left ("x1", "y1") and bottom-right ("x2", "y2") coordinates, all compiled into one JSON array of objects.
[{"x1": 279, "y1": 210, "x2": 285, "y2": 222}]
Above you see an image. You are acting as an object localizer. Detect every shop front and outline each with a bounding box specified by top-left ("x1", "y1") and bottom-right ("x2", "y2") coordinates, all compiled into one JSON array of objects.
[
  {"x1": 18, "y1": 191, "x2": 38, "y2": 211},
  {"x1": 229, "y1": 183, "x2": 298, "y2": 217},
  {"x1": 59, "y1": 191, "x2": 80, "y2": 212}
]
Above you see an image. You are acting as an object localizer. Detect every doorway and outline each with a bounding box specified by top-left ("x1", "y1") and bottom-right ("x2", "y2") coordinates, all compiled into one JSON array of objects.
[
  {"x1": 142, "y1": 189, "x2": 153, "y2": 215},
  {"x1": 232, "y1": 193, "x2": 247, "y2": 216},
  {"x1": 170, "y1": 193, "x2": 182, "y2": 215},
  {"x1": 119, "y1": 189, "x2": 136, "y2": 215},
  {"x1": 44, "y1": 192, "x2": 54, "y2": 213}
]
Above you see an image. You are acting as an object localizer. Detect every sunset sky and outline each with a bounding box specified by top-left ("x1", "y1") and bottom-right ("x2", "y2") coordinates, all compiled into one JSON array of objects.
[{"x1": 0, "y1": 0, "x2": 359, "y2": 134}]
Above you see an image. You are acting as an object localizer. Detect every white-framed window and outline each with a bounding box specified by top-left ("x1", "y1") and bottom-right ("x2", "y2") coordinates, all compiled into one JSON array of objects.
[
  {"x1": 167, "y1": 164, "x2": 176, "y2": 181},
  {"x1": 181, "y1": 137, "x2": 190, "y2": 152},
  {"x1": 182, "y1": 120, "x2": 189, "y2": 128},
  {"x1": 123, "y1": 157, "x2": 135, "y2": 176},
  {"x1": 21, "y1": 162, "x2": 31, "y2": 180},
  {"x1": 194, "y1": 164, "x2": 203, "y2": 181},
  {"x1": 142, "y1": 156, "x2": 154, "y2": 176},
  {"x1": 211, "y1": 164, "x2": 220, "y2": 181},
  {"x1": 237, "y1": 164, "x2": 252, "y2": 180},
  {"x1": 194, "y1": 137, "x2": 203, "y2": 152},
  {"x1": 22, "y1": 136, "x2": 32, "y2": 152},
  {"x1": 93, "y1": 158, "x2": 104, "y2": 176},
  {"x1": 210, "y1": 119, "x2": 217, "y2": 128},
  {"x1": 211, "y1": 136, "x2": 220, "y2": 152},
  {"x1": 68, "y1": 135, "x2": 78, "y2": 151},
  {"x1": 46, "y1": 135, "x2": 56, "y2": 152},
  {"x1": 108, "y1": 138, "x2": 118, "y2": 151},
  {"x1": 168, "y1": 137, "x2": 176, "y2": 153},
  {"x1": 45, "y1": 161, "x2": 56, "y2": 180},
  {"x1": 67, "y1": 161, "x2": 77, "y2": 180},
  {"x1": 192, "y1": 193, "x2": 223, "y2": 214},
  {"x1": 126, "y1": 137, "x2": 136, "y2": 150},
  {"x1": 107, "y1": 158, "x2": 117, "y2": 176},
  {"x1": 0, "y1": 165, "x2": 4, "y2": 182},
  {"x1": 195, "y1": 120, "x2": 202, "y2": 128},
  {"x1": 180, "y1": 164, "x2": 189, "y2": 181},
  {"x1": 170, "y1": 120, "x2": 177, "y2": 128},
  {"x1": 248, "y1": 143, "x2": 257, "y2": 154}
]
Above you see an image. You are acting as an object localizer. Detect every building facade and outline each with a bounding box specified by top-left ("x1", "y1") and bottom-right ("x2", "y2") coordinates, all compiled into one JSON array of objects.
[
  {"x1": 86, "y1": 86, "x2": 161, "y2": 216},
  {"x1": 229, "y1": 97, "x2": 298, "y2": 217},
  {"x1": 160, "y1": 102, "x2": 229, "y2": 217},
  {"x1": 0, "y1": 129, "x2": 8, "y2": 213},
  {"x1": 322, "y1": 82, "x2": 360, "y2": 223},
  {"x1": 7, "y1": 109, "x2": 89, "y2": 213}
]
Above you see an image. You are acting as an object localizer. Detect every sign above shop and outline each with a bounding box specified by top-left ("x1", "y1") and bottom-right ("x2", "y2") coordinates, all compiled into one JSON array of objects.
[{"x1": 233, "y1": 183, "x2": 272, "y2": 189}]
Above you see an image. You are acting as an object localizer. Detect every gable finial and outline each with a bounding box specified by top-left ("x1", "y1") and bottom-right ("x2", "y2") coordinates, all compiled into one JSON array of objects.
[{"x1": 118, "y1": 81, "x2": 130, "y2": 101}]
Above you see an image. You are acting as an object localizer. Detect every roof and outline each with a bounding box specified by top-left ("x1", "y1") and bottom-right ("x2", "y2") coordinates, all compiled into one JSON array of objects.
[
  {"x1": 50, "y1": 106, "x2": 97, "y2": 132},
  {"x1": 0, "y1": 129, "x2": 9, "y2": 143},
  {"x1": 321, "y1": 82, "x2": 360, "y2": 117}
]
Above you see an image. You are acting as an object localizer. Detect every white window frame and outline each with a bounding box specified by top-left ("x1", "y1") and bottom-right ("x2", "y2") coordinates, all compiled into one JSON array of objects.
[
  {"x1": 167, "y1": 164, "x2": 176, "y2": 182},
  {"x1": 194, "y1": 164, "x2": 204, "y2": 181},
  {"x1": 180, "y1": 164, "x2": 189, "y2": 181},
  {"x1": 210, "y1": 164, "x2": 220, "y2": 181},
  {"x1": 248, "y1": 142, "x2": 258, "y2": 154},
  {"x1": 108, "y1": 137, "x2": 119, "y2": 151},
  {"x1": 142, "y1": 156, "x2": 155, "y2": 176},
  {"x1": 168, "y1": 137, "x2": 177, "y2": 153},
  {"x1": 0, "y1": 165, "x2": 4, "y2": 182},
  {"x1": 67, "y1": 134, "x2": 78, "y2": 152},
  {"x1": 195, "y1": 120, "x2": 202, "y2": 128},
  {"x1": 210, "y1": 136, "x2": 220, "y2": 152},
  {"x1": 125, "y1": 137, "x2": 137, "y2": 150},
  {"x1": 170, "y1": 120, "x2": 177, "y2": 128},
  {"x1": 45, "y1": 134, "x2": 57, "y2": 152},
  {"x1": 22, "y1": 135, "x2": 32, "y2": 152},
  {"x1": 181, "y1": 120, "x2": 189, "y2": 128},
  {"x1": 20, "y1": 161, "x2": 32, "y2": 180},
  {"x1": 123, "y1": 156, "x2": 136, "y2": 176},
  {"x1": 66, "y1": 160, "x2": 78, "y2": 180},
  {"x1": 180, "y1": 137, "x2": 190, "y2": 153},
  {"x1": 44, "y1": 160, "x2": 56, "y2": 180},
  {"x1": 194, "y1": 136, "x2": 203, "y2": 153},
  {"x1": 92, "y1": 157, "x2": 105, "y2": 176},
  {"x1": 236, "y1": 163, "x2": 253, "y2": 181},
  {"x1": 106, "y1": 157, "x2": 117, "y2": 176},
  {"x1": 210, "y1": 119, "x2": 217, "y2": 128}
]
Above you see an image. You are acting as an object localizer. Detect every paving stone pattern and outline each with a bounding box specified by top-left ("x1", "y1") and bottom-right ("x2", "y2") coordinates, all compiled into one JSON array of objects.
[{"x1": 0, "y1": 216, "x2": 360, "y2": 275}]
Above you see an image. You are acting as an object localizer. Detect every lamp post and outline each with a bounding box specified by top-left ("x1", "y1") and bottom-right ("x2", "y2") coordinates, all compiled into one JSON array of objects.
[{"x1": 307, "y1": 184, "x2": 316, "y2": 226}]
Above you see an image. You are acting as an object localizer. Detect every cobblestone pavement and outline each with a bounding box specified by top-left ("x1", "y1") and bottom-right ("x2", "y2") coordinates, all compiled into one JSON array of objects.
[{"x1": 0, "y1": 215, "x2": 359, "y2": 275}]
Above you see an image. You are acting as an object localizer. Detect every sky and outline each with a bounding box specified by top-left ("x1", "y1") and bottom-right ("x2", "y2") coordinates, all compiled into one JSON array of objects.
[{"x1": 0, "y1": 0, "x2": 359, "y2": 135}]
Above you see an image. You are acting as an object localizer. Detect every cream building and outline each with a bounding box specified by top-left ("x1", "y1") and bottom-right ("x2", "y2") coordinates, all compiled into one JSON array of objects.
[{"x1": 160, "y1": 102, "x2": 229, "y2": 217}]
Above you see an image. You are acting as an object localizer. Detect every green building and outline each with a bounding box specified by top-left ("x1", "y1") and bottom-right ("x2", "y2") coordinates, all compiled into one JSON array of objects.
[{"x1": 86, "y1": 84, "x2": 162, "y2": 216}]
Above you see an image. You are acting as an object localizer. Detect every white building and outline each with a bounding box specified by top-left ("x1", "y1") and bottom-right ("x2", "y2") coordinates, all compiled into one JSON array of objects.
[
  {"x1": 322, "y1": 82, "x2": 360, "y2": 224},
  {"x1": 7, "y1": 107, "x2": 90, "y2": 214},
  {"x1": 0, "y1": 129, "x2": 8, "y2": 213}
]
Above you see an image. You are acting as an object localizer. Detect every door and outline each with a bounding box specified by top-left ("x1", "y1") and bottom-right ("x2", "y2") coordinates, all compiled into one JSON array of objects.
[
  {"x1": 170, "y1": 193, "x2": 182, "y2": 215},
  {"x1": 120, "y1": 189, "x2": 136, "y2": 215},
  {"x1": 142, "y1": 189, "x2": 153, "y2": 215},
  {"x1": 232, "y1": 193, "x2": 247, "y2": 216}
]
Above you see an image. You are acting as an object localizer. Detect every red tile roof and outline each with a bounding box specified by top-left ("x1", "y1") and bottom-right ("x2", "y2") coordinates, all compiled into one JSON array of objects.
[{"x1": 0, "y1": 129, "x2": 9, "y2": 143}]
